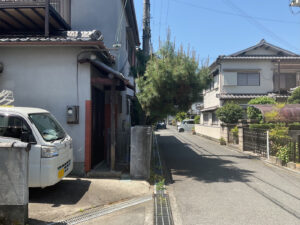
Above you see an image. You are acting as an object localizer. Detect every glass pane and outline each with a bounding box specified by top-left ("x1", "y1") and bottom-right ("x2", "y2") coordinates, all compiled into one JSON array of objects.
[
  {"x1": 237, "y1": 73, "x2": 248, "y2": 86},
  {"x1": 29, "y1": 113, "x2": 65, "y2": 142},
  {"x1": 0, "y1": 116, "x2": 24, "y2": 139},
  {"x1": 248, "y1": 73, "x2": 260, "y2": 86}
]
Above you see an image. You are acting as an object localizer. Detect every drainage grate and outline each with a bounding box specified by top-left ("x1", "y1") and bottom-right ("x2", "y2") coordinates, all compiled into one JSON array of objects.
[
  {"x1": 48, "y1": 195, "x2": 153, "y2": 225},
  {"x1": 154, "y1": 193, "x2": 174, "y2": 225}
]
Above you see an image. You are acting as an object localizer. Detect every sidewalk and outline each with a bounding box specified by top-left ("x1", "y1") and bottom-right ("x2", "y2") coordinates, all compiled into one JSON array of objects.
[{"x1": 28, "y1": 178, "x2": 153, "y2": 225}]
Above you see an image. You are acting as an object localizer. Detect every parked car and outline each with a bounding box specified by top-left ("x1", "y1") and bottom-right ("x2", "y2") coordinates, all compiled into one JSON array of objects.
[
  {"x1": 156, "y1": 121, "x2": 167, "y2": 129},
  {"x1": 0, "y1": 107, "x2": 73, "y2": 188},
  {"x1": 177, "y1": 119, "x2": 195, "y2": 132}
]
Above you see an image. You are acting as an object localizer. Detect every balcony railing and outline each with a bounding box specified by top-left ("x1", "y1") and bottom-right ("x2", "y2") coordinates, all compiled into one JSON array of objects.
[{"x1": 0, "y1": 0, "x2": 70, "y2": 25}]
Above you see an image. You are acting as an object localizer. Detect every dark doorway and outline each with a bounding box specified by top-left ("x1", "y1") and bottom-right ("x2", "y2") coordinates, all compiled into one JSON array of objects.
[{"x1": 91, "y1": 86, "x2": 105, "y2": 168}]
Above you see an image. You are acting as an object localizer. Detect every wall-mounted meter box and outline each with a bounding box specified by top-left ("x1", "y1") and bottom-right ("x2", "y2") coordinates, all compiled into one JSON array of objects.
[{"x1": 67, "y1": 106, "x2": 79, "y2": 124}]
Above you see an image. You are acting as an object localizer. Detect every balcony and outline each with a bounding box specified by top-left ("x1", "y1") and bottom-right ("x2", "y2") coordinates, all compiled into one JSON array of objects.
[{"x1": 0, "y1": 0, "x2": 71, "y2": 35}]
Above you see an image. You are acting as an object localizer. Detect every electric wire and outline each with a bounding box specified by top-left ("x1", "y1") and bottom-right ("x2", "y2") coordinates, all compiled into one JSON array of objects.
[
  {"x1": 222, "y1": 0, "x2": 300, "y2": 52},
  {"x1": 171, "y1": 0, "x2": 300, "y2": 25}
]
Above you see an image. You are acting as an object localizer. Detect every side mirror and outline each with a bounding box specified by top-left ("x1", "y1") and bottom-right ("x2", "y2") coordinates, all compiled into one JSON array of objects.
[
  {"x1": 20, "y1": 131, "x2": 30, "y2": 143},
  {"x1": 20, "y1": 131, "x2": 36, "y2": 144}
]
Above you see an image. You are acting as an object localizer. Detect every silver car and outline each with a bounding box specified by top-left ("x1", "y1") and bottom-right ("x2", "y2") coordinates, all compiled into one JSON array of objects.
[{"x1": 177, "y1": 119, "x2": 195, "y2": 132}]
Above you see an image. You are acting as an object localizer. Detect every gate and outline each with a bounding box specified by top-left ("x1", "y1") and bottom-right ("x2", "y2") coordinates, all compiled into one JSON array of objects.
[{"x1": 243, "y1": 128, "x2": 267, "y2": 157}]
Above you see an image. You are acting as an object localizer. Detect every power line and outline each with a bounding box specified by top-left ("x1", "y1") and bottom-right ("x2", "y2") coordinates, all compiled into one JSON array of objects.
[
  {"x1": 222, "y1": 0, "x2": 300, "y2": 52},
  {"x1": 171, "y1": 0, "x2": 300, "y2": 25}
]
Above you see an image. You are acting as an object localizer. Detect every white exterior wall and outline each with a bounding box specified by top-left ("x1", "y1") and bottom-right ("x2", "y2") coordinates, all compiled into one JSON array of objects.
[
  {"x1": 203, "y1": 89, "x2": 220, "y2": 108},
  {"x1": 221, "y1": 60, "x2": 274, "y2": 94},
  {"x1": 0, "y1": 46, "x2": 91, "y2": 171},
  {"x1": 195, "y1": 125, "x2": 221, "y2": 140},
  {"x1": 71, "y1": 0, "x2": 134, "y2": 136}
]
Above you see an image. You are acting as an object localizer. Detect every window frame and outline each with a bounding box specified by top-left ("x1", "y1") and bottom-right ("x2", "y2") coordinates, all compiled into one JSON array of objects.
[
  {"x1": 212, "y1": 112, "x2": 219, "y2": 126},
  {"x1": 237, "y1": 72, "x2": 260, "y2": 86},
  {"x1": 203, "y1": 113, "x2": 209, "y2": 125},
  {"x1": 0, "y1": 113, "x2": 34, "y2": 141}
]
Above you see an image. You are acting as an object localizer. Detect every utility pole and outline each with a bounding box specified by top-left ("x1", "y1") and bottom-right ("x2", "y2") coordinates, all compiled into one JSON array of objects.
[{"x1": 143, "y1": 0, "x2": 151, "y2": 56}]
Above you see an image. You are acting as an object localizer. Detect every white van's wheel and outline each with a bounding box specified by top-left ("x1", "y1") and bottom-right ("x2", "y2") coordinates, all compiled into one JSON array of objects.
[{"x1": 179, "y1": 128, "x2": 184, "y2": 132}]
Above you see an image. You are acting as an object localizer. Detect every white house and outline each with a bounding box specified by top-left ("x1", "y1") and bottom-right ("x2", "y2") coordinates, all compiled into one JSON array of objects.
[
  {"x1": 196, "y1": 39, "x2": 300, "y2": 140},
  {"x1": 0, "y1": 0, "x2": 140, "y2": 175}
]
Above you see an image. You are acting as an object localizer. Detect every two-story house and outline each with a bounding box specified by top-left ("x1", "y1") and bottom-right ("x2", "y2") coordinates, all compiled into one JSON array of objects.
[
  {"x1": 196, "y1": 39, "x2": 300, "y2": 140},
  {"x1": 0, "y1": 0, "x2": 140, "y2": 175}
]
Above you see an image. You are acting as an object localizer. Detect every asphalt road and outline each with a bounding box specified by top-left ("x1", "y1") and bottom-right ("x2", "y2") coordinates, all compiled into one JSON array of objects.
[{"x1": 157, "y1": 127, "x2": 300, "y2": 225}]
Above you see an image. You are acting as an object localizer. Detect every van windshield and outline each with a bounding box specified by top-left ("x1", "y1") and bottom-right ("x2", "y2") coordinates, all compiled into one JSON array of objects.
[{"x1": 29, "y1": 113, "x2": 66, "y2": 142}]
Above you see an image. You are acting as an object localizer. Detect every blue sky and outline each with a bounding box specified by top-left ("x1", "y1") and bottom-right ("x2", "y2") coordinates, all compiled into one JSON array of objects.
[{"x1": 134, "y1": 0, "x2": 300, "y2": 63}]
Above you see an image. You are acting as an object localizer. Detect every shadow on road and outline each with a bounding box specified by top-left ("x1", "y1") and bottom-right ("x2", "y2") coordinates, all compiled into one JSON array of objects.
[
  {"x1": 30, "y1": 178, "x2": 91, "y2": 206},
  {"x1": 157, "y1": 134, "x2": 254, "y2": 184}
]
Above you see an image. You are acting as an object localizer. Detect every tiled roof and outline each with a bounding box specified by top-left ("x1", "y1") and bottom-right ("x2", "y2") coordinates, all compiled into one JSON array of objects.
[
  {"x1": 0, "y1": 30, "x2": 104, "y2": 43},
  {"x1": 219, "y1": 93, "x2": 290, "y2": 100},
  {"x1": 220, "y1": 56, "x2": 300, "y2": 60}
]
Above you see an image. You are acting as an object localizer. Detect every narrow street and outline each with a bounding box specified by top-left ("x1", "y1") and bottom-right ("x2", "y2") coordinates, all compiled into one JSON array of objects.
[{"x1": 157, "y1": 127, "x2": 300, "y2": 225}]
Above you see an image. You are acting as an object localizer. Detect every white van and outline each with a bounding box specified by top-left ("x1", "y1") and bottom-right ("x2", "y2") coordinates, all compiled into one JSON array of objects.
[
  {"x1": 0, "y1": 107, "x2": 73, "y2": 188},
  {"x1": 177, "y1": 119, "x2": 195, "y2": 132}
]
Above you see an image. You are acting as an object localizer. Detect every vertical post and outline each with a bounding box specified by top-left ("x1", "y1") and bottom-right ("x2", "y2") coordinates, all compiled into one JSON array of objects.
[
  {"x1": 266, "y1": 130, "x2": 270, "y2": 160},
  {"x1": 298, "y1": 135, "x2": 300, "y2": 163},
  {"x1": 143, "y1": 0, "x2": 151, "y2": 56},
  {"x1": 45, "y1": 0, "x2": 50, "y2": 37},
  {"x1": 110, "y1": 82, "x2": 116, "y2": 170}
]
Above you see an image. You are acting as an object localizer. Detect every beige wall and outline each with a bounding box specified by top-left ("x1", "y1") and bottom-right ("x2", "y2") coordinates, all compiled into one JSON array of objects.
[
  {"x1": 221, "y1": 60, "x2": 274, "y2": 94},
  {"x1": 195, "y1": 124, "x2": 221, "y2": 140},
  {"x1": 203, "y1": 89, "x2": 220, "y2": 109}
]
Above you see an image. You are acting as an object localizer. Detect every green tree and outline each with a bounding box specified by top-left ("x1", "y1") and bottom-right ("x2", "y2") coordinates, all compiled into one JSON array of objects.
[
  {"x1": 175, "y1": 112, "x2": 187, "y2": 122},
  {"x1": 194, "y1": 115, "x2": 200, "y2": 124},
  {"x1": 247, "y1": 96, "x2": 276, "y2": 121},
  {"x1": 136, "y1": 36, "x2": 210, "y2": 123},
  {"x1": 216, "y1": 102, "x2": 243, "y2": 124},
  {"x1": 288, "y1": 87, "x2": 300, "y2": 104}
]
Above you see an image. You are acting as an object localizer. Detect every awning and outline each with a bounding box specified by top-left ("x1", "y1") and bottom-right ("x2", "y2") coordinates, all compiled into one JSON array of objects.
[
  {"x1": 0, "y1": 1, "x2": 70, "y2": 34},
  {"x1": 201, "y1": 106, "x2": 219, "y2": 112},
  {"x1": 84, "y1": 58, "x2": 134, "y2": 91},
  {"x1": 250, "y1": 104, "x2": 300, "y2": 122}
]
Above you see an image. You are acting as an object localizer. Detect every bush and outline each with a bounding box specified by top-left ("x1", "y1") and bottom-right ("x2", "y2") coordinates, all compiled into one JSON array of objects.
[
  {"x1": 194, "y1": 115, "x2": 200, "y2": 124},
  {"x1": 216, "y1": 102, "x2": 243, "y2": 124},
  {"x1": 176, "y1": 112, "x2": 187, "y2": 122},
  {"x1": 288, "y1": 87, "x2": 300, "y2": 104},
  {"x1": 276, "y1": 145, "x2": 290, "y2": 165},
  {"x1": 220, "y1": 137, "x2": 226, "y2": 145},
  {"x1": 247, "y1": 97, "x2": 276, "y2": 121},
  {"x1": 231, "y1": 126, "x2": 239, "y2": 138},
  {"x1": 249, "y1": 123, "x2": 276, "y2": 130}
]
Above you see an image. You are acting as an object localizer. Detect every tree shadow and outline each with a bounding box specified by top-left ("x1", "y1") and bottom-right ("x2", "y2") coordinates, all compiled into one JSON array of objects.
[
  {"x1": 157, "y1": 135, "x2": 254, "y2": 184},
  {"x1": 29, "y1": 178, "x2": 91, "y2": 206}
]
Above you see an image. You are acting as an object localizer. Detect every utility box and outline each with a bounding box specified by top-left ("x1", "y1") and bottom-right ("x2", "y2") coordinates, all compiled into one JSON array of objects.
[
  {"x1": 67, "y1": 105, "x2": 79, "y2": 124},
  {"x1": 130, "y1": 126, "x2": 152, "y2": 179},
  {"x1": 0, "y1": 142, "x2": 31, "y2": 225}
]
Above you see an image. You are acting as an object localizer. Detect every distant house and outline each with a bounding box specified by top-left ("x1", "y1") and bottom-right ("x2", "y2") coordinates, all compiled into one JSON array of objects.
[
  {"x1": 0, "y1": 0, "x2": 140, "y2": 175},
  {"x1": 196, "y1": 39, "x2": 300, "y2": 140}
]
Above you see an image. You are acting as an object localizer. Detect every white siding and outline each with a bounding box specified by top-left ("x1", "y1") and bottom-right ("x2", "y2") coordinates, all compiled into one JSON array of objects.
[
  {"x1": 0, "y1": 46, "x2": 90, "y2": 165},
  {"x1": 221, "y1": 60, "x2": 274, "y2": 94},
  {"x1": 203, "y1": 89, "x2": 220, "y2": 109}
]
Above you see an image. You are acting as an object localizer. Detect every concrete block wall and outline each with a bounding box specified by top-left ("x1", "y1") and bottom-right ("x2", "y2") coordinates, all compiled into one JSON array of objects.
[{"x1": 0, "y1": 142, "x2": 30, "y2": 225}]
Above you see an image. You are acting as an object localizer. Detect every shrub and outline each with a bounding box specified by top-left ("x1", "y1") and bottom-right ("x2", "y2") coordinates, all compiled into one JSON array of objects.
[
  {"x1": 247, "y1": 97, "x2": 276, "y2": 121},
  {"x1": 220, "y1": 137, "x2": 226, "y2": 145},
  {"x1": 194, "y1": 115, "x2": 200, "y2": 124},
  {"x1": 276, "y1": 145, "x2": 290, "y2": 164},
  {"x1": 216, "y1": 102, "x2": 243, "y2": 124},
  {"x1": 288, "y1": 87, "x2": 300, "y2": 104},
  {"x1": 231, "y1": 126, "x2": 239, "y2": 138},
  {"x1": 176, "y1": 112, "x2": 187, "y2": 122},
  {"x1": 249, "y1": 123, "x2": 276, "y2": 130},
  {"x1": 269, "y1": 125, "x2": 291, "y2": 156}
]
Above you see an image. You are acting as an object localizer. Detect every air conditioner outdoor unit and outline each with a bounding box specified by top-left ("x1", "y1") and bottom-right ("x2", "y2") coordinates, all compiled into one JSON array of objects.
[{"x1": 291, "y1": 0, "x2": 300, "y2": 6}]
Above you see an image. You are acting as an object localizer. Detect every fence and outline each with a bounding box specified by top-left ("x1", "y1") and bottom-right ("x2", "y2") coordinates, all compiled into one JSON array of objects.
[
  {"x1": 243, "y1": 127, "x2": 300, "y2": 164},
  {"x1": 243, "y1": 128, "x2": 267, "y2": 157}
]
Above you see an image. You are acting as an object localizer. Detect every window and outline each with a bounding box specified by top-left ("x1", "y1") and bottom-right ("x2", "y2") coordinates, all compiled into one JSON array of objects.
[
  {"x1": 29, "y1": 113, "x2": 65, "y2": 142},
  {"x1": 203, "y1": 113, "x2": 209, "y2": 125},
  {"x1": 187, "y1": 120, "x2": 195, "y2": 124},
  {"x1": 212, "y1": 112, "x2": 218, "y2": 125},
  {"x1": 237, "y1": 73, "x2": 260, "y2": 86},
  {"x1": 0, "y1": 115, "x2": 30, "y2": 139}
]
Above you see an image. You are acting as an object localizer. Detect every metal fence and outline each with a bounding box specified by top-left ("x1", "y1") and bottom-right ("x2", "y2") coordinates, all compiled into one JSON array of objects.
[
  {"x1": 243, "y1": 127, "x2": 300, "y2": 163},
  {"x1": 243, "y1": 128, "x2": 268, "y2": 157}
]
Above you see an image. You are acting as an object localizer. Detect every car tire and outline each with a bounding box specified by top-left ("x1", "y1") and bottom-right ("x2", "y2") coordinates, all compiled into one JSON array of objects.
[{"x1": 179, "y1": 128, "x2": 184, "y2": 132}]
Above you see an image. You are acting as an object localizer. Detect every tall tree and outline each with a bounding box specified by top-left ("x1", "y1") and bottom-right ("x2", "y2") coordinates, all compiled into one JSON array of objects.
[{"x1": 136, "y1": 37, "x2": 210, "y2": 123}]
